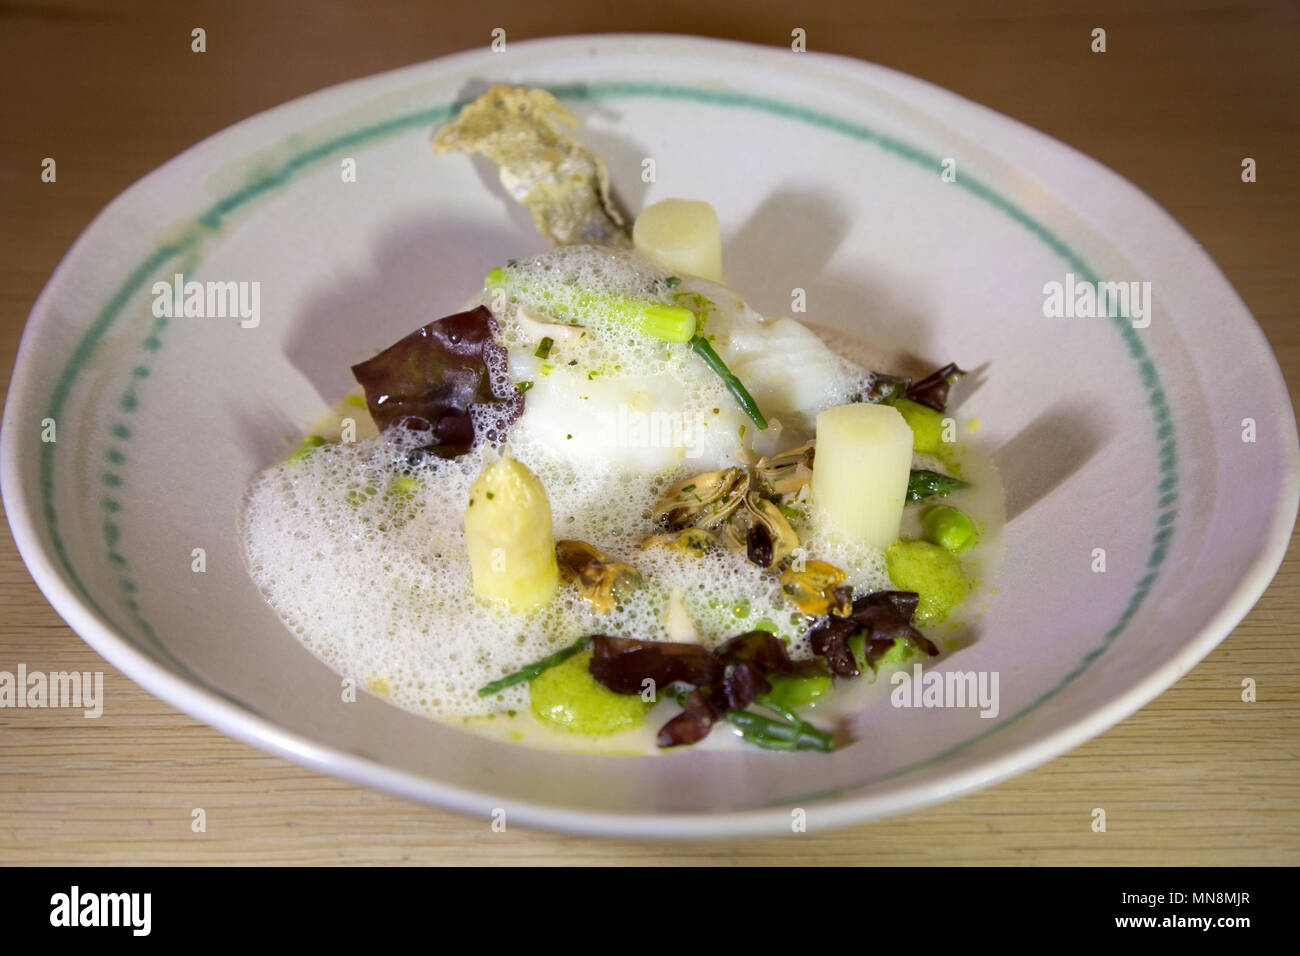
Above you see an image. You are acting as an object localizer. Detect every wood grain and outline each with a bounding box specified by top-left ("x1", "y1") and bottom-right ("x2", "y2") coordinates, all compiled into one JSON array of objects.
[{"x1": 1, "y1": 0, "x2": 1297, "y2": 865}]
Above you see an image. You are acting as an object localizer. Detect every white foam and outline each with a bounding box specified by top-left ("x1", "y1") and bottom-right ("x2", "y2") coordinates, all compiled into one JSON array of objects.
[{"x1": 241, "y1": 246, "x2": 894, "y2": 721}]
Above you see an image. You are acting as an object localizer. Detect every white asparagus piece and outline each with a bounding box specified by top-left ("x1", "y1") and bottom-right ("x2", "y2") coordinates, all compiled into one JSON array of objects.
[
  {"x1": 632, "y1": 198, "x2": 724, "y2": 282},
  {"x1": 811, "y1": 403, "x2": 913, "y2": 551},
  {"x1": 463, "y1": 456, "x2": 559, "y2": 610}
]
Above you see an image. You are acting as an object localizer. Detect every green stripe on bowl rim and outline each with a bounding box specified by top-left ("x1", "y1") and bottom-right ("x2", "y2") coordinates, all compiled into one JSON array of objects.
[{"x1": 37, "y1": 80, "x2": 1177, "y2": 783}]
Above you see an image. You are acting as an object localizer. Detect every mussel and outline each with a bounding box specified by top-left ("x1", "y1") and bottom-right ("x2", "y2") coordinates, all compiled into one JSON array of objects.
[
  {"x1": 555, "y1": 539, "x2": 642, "y2": 613},
  {"x1": 754, "y1": 441, "x2": 815, "y2": 500},
  {"x1": 721, "y1": 493, "x2": 799, "y2": 568},
  {"x1": 780, "y1": 560, "x2": 852, "y2": 617},
  {"x1": 651, "y1": 467, "x2": 750, "y2": 531},
  {"x1": 642, "y1": 527, "x2": 719, "y2": 559}
]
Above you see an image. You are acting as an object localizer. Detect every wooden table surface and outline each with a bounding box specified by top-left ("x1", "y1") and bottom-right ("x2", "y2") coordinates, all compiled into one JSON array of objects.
[{"x1": 2, "y1": 0, "x2": 1297, "y2": 865}]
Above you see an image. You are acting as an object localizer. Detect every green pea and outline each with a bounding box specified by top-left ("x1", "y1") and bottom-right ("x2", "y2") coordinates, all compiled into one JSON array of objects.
[
  {"x1": 885, "y1": 539, "x2": 969, "y2": 626},
  {"x1": 893, "y1": 398, "x2": 946, "y2": 454},
  {"x1": 922, "y1": 505, "x2": 976, "y2": 553},
  {"x1": 390, "y1": 475, "x2": 421, "y2": 500},
  {"x1": 287, "y1": 435, "x2": 327, "y2": 462},
  {"x1": 766, "y1": 672, "x2": 831, "y2": 709}
]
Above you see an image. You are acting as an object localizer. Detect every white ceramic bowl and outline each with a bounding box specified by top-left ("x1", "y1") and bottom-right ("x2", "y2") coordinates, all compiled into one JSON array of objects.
[{"x1": 3, "y1": 35, "x2": 1296, "y2": 837}]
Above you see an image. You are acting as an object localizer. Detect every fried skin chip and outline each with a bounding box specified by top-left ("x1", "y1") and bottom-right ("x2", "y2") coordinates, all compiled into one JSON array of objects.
[{"x1": 432, "y1": 85, "x2": 631, "y2": 247}]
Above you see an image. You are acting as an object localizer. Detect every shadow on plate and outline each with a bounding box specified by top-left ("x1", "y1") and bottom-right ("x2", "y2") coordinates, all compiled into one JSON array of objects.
[
  {"x1": 995, "y1": 400, "x2": 1105, "y2": 522},
  {"x1": 285, "y1": 214, "x2": 522, "y2": 404},
  {"x1": 728, "y1": 187, "x2": 938, "y2": 364}
]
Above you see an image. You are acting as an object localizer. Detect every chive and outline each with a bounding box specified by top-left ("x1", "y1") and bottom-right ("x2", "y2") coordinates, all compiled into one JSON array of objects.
[
  {"x1": 665, "y1": 276, "x2": 681, "y2": 288},
  {"x1": 669, "y1": 690, "x2": 833, "y2": 752},
  {"x1": 476, "y1": 636, "x2": 593, "y2": 697},
  {"x1": 517, "y1": 381, "x2": 533, "y2": 392},
  {"x1": 534, "y1": 336, "x2": 554, "y2": 359},
  {"x1": 906, "y1": 469, "x2": 970, "y2": 503},
  {"x1": 689, "y1": 335, "x2": 768, "y2": 429}
]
